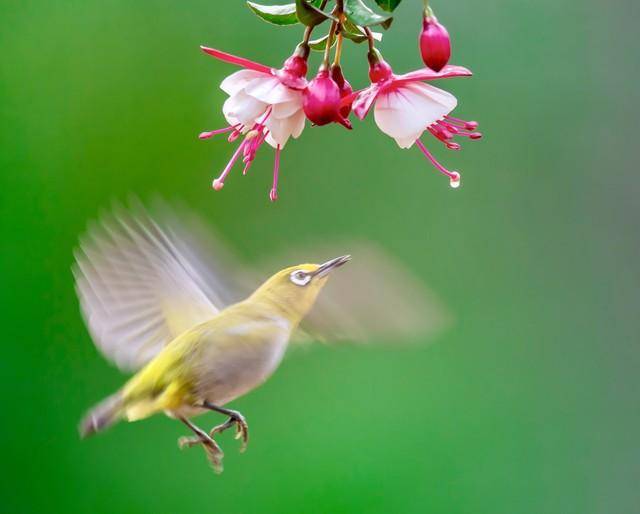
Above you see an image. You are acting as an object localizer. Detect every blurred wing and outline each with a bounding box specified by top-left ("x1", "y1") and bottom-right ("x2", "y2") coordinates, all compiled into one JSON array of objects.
[
  {"x1": 73, "y1": 200, "x2": 249, "y2": 371},
  {"x1": 261, "y1": 242, "x2": 452, "y2": 344}
]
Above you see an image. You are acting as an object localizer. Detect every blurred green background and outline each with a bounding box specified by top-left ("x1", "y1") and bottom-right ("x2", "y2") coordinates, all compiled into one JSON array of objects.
[{"x1": 1, "y1": 0, "x2": 638, "y2": 513}]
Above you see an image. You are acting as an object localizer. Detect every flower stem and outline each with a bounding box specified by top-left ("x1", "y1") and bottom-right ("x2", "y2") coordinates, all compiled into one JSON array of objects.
[
  {"x1": 322, "y1": 20, "x2": 339, "y2": 68},
  {"x1": 363, "y1": 26, "x2": 376, "y2": 53},
  {"x1": 300, "y1": 0, "x2": 329, "y2": 47},
  {"x1": 302, "y1": 25, "x2": 313, "y2": 45},
  {"x1": 422, "y1": 0, "x2": 433, "y2": 18},
  {"x1": 332, "y1": 32, "x2": 344, "y2": 66}
]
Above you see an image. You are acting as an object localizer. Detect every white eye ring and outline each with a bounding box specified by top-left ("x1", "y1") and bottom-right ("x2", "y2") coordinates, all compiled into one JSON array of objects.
[{"x1": 290, "y1": 270, "x2": 311, "y2": 286}]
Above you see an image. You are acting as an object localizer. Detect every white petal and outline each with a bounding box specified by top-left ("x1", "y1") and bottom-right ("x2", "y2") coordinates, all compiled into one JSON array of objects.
[
  {"x1": 410, "y1": 82, "x2": 458, "y2": 118},
  {"x1": 223, "y1": 91, "x2": 267, "y2": 127},
  {"x1": 373, "y1": 82, "x2": 457, "y2": 147},
  {"x1": 264, "y1": 117, "x2": 291, "y2": 148},
  {"x1": 220, "y1": 69, "x2": 268, "y2": 96},
  {"x1": 271, "y1": 97, "x2": 303, "y2": 119},
  {"x1": 394, "y1": 135, "x2": 421, "y2": 149},
  {"x1": 265, "y1": 132, "x2": 279, "y2": 148},
  {"x1": 245, "y1": 76, "x2": 297, "y2": 105},
  {"x1": 290, "y1": 109, "x2": 306, "y2": 139},
  {"x1": 264, "y1": 111, "x2": 300, "y2": 148}
]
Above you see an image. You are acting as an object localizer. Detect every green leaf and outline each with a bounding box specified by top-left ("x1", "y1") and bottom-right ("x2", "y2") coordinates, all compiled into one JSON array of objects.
[
  {"x1": 341, "y1": 28, "x2": 382, "y2": 43},
  {"x1": 373, "y1": 0, "x2": 402, "y2": 12},
  {"x1": 341, "y1": 18, "x2": 383, "y2": 43},
  {"x1": 344, "y1": 0, "x2": 393, "y2": 29},
  {"x1": 246, "y1": 2, "x2": 299, "y2": 25},
  {"x1": 295, "y1": 0, "x2": 336, "y2": 27},
  {"x1": 308, "y1": 34, "x2": 337, "y2": 51}
]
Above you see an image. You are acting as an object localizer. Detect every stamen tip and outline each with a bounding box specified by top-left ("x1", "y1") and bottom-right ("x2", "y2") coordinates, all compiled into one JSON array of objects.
[
  {"x1": 199, "y1": 131, "x2": 213, "y2": 140},
  {"x1": 212, "y1": 179, "x2": 224, "y2": 191},
  {"x1": 465, "y1": 121, "x2": 479, "y2": 130},
  {"x1": 449, "y1": 172, "x2": 461, "y2": 189},
  {"x1": 269, "y1": 188, "x2": 278, "y2": 202},
  {"x1": 469, "y1": 132, "x2": 483, "y2": 140}
]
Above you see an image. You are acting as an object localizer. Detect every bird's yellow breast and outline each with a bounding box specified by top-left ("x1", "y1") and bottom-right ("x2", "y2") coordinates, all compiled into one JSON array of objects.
[{"x1": 120, "y1": 300, "x2": 294, "y2": 420}]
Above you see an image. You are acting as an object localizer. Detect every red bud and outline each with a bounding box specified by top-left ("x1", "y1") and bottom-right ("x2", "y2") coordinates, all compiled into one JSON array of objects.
[
  {"x1": 419, "y1": 15, "x2": 451, "y2": 72},
  {"x1": 367, "y1": 50, "x2": 393, "y2": 83},
  {"x1": 303, "y1": 69, "x2": 351, "y2": 129},
  {"x1": 330, "y1": 64, "x2": 353, "y2": 119}
]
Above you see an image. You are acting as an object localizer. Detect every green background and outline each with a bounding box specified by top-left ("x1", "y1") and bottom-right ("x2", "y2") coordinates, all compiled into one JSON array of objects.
[{"x1": 1, "y1": 0, "x2": 637, "y2": 513}]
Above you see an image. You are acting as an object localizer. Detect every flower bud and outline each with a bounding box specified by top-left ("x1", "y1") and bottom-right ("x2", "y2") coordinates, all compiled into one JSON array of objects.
[
  {"x1": 303, "y1": 69, "x2": 351, "y2": 128},
  {"x1": 367, "y1": 49, "x2": 393, "y2": 83},
  {"x1": 330, "y1": 64, "x2": 353, "y2": 119},
  {"x1": 419, "y1": 11, "x2": 451, "y2": 72}
]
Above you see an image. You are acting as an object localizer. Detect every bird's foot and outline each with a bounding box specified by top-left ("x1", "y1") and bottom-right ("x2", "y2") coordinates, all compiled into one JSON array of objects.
[
  {"x1": 178, "y1": 433, "x2": 225, "y2": 474},
  {"x1": 177, "y1": 434, "x2": 205, "y2": 449},
  {"x1": 209, "y1": 410, "x2": 249, "y2": 453}
]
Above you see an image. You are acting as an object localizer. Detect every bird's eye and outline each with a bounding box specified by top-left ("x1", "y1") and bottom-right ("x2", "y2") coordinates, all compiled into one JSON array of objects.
[{"x1": 290, "y1": 270, "x2": 311, "y2": 286}]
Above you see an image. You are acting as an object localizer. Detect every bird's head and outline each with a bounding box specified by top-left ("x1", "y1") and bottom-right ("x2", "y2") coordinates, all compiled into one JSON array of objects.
[{"x1": 250, "y1": 255, "x2": 351, "y2": 321}]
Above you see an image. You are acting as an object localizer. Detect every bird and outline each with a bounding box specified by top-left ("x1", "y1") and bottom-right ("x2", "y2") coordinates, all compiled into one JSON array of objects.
[
  {"x1": 74, "y1": 201, "x2": 449, "y2": 473},
  {"x1": 76, "y1": 202, "x2": 351, "y2": 472}
]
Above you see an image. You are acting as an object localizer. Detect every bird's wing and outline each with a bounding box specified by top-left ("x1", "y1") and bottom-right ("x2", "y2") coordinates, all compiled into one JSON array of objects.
[
  {"x1": 260, "y1": 241, "x2": 452, "y2": 345},
  {"x1": 73, "y1": 200, "x2": 249, "y2": 371}
]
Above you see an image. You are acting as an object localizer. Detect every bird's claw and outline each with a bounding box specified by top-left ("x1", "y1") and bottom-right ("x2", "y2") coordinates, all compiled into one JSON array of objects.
[
  {"x1": 178, "y1": 435, "x2": 202, "y2": 449},
  {"x1": 178, "y1": 434, "x2": 224, "y2": 473},
  {"x1": 210, "y1": 411, "x2": 249, "y2": 453},
  {"x1": 177, "y1": 409, "x2": 248, "y2": 474}
]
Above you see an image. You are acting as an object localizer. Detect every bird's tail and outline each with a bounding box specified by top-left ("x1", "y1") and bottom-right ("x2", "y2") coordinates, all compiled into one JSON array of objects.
[{"x1": 79, "y1": 391, "x2": 124, "y2": 438}]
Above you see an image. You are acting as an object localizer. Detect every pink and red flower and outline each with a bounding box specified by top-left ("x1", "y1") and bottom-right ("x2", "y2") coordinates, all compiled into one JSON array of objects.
[
  {"x1": 352, "y1": 51, "x2": 481, "y2": 188},
  {"x1": 199, "y1": 46, "x2": 309, "y2": 201},
  {"x1": 303, "y1": 67, "x2": 352, "y2": 129}
]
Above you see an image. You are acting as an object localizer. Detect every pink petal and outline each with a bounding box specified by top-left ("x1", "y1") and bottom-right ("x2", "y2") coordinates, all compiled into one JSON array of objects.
[
  {"x1": 272, "y1": 69, "x2": 308, "y2": 90},
  {"x1": 200, "y1": 46, "x2": 272, "y2": 74},
  {"x1": 352, "y1": 84, "x2": 383, "y2": 120},
  {"x1": 393, "y1": 65, "x2": 472, "y2": 85}
]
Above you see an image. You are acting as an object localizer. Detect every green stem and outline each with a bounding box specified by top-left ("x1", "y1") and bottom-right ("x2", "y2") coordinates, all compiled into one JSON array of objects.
[
  {"x1": 302, "y1": 25, "x2": 314, "y2": 45},
  {"x1": 363, "y1": 26, "x2": 375, "y2": 53},
  {"x1": 299, "y1": 0, "x2": 330, "y2": 47},
  {"x1": 322, "y1": 20, "x2": 339, "y2": 69},
  {"x1": 332, "y1": 32, "x2": 344, "y2": 66},
  {"x1": 423, "y1": 1, "x2": 433, "y2": 18}
]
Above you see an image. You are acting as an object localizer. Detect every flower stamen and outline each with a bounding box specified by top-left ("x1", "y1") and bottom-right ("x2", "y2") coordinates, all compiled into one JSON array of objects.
[
  {"x1": 269, "y1": 144, "x2": 281, "y2": 202},
  {"x1": 444, "y1": 115, "x2": 478, "y2": 131},
  {"x1": 199, "y1": 127, "x2": 235, "y2": 140},
  {"x1": 415, "y1": 139, "x2": 461, "y2": 188},
  {"x1": 212, "y1": 140, "x2": 247, "y2": 191}
]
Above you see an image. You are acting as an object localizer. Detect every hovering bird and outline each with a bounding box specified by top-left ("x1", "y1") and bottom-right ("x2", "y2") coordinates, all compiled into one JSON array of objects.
[{"x1": 74, "y1": 201, "x2": 449, "y2": 472}]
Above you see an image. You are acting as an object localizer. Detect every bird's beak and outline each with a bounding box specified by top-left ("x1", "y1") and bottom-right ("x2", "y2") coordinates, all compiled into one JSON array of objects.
[{"x1": 313, "y1": 255, "x2": 351, "y2": 278}]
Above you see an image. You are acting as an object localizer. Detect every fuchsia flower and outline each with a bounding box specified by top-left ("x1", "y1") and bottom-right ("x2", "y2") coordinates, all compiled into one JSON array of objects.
[
  {"x1": 303, "y1": 68, "x2": 352, "y2": 129},
  {"x1": 352, "y1": 51, "x2": 481, "y2": 188},
  {"x1": 199, "y1": 46, "x2": 309, "y2": 201},
  {"x1": 419, "y1": 10, "x2": 451, "y2": 72}
]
